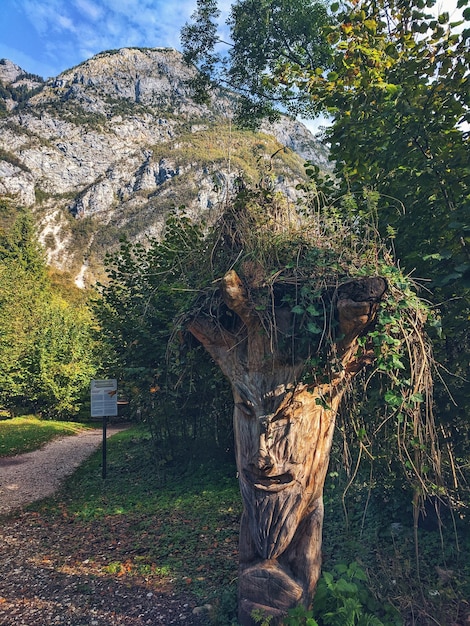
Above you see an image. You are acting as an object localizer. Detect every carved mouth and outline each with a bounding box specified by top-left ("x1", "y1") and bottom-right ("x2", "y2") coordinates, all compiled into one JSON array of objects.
[{"x1": 244, "y1": 470, "x2": 294, "y2": 492}]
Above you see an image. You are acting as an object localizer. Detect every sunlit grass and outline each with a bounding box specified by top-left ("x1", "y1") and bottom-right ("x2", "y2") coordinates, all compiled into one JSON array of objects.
[
  {"x1": 149, "y1": 124, "x2": 308, "y2": 183},
  {"x1": 0, "y1": 415, "x2": 90, "y2": 457}
]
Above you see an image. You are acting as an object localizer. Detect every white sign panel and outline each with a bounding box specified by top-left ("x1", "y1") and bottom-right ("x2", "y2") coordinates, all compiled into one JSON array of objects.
[{"x1": 91, "y1": 379, "x2": 118, "y2": 417}]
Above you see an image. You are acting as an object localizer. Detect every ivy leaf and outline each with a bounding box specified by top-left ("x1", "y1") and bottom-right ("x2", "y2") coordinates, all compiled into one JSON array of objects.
[
  {"x1": 307, "y1": 305, "x2": 322, "y2": 316},
  {"x1": 307, "y1": 322, "x2": 322, "y2": 334},
  {"x1": 384, "y1": 390, "x2": 403, "y2": 407}
]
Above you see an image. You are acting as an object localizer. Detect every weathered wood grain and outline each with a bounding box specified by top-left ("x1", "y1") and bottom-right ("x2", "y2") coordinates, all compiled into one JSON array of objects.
[{"x1": 188, "y1": 271, "x2": 386, "y2": 625}]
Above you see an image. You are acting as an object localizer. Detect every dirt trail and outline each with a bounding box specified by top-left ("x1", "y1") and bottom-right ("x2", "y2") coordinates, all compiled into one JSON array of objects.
[
  {"x1": 0, "y1": 425, "x2": 127, "y2": 515},
  {"x1": 0, "y1": 424, "x2": 207, "y2": 625}
]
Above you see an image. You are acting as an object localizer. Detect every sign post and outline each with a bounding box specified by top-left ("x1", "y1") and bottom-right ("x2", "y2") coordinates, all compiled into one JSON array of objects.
[{"x1": 90, "y1": 379, "x2": 118, "y2": 479}]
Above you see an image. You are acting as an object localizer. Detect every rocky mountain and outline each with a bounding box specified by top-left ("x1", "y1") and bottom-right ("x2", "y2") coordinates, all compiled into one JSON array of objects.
[
  {"x1": 0, "y1": 48, "x2": 330, "y2": 287},
  {"x1": 0, "y1": 59, "x2": 44, "y2": 112}
]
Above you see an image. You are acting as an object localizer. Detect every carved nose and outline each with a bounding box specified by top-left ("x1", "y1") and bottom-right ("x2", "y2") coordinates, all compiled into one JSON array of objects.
[{"x1": 254, "y1": 432, "x2": 275, "y2": 471}]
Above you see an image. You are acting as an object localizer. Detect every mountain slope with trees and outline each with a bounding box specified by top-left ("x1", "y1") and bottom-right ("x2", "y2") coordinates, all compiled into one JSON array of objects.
[
  {"x1": 0, "y1": 47, "x2": 328, "y2": 286},
  {"x1": 0, "y1": 198, "x2": 97, "y2": 417}
]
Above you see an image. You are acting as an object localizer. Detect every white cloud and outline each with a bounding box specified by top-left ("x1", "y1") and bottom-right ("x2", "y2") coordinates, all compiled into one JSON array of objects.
[
  {"x1": 73, "y1": 0, "x2": 104, "y2": 22},
  {"x1": 22, "y1": 0, "x2": 61, "y2": 35},
  {"x1": 12, "y1": 0, "x2": 235, "y2": 79},
  {"x1": 9, "y1": 0, "x2": 467, "y2": 82},
  {"x1": 57, "y1": 14, "x2": 78, "y2": 33}
]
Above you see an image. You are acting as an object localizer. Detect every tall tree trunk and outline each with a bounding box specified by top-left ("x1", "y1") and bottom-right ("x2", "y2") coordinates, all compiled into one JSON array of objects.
[{"x1": 188, "y1": 270, "x2": 386, "y2": 625}]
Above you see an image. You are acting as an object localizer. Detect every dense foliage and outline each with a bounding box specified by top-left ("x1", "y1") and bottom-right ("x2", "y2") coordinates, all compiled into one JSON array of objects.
[
  {"x1": 306, "y1": 1, "x2": 470, "y2": 506},
  {"x1": 97, "y1": 174, "x2": 447, "y2": 515},
  {"x1": 181, "y1": 0, "x2": 470, "y2": 510},
  {"x1": 0, "y1": 199, "x2": 98, "y2": 417},
  {"x1": 94, "y1": 212, "x2": 233, "y2": 456}
]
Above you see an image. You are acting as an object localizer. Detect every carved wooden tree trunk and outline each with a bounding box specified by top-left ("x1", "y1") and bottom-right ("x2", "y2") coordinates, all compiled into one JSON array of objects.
[{"x1": 188, "y1": 270, "x2": 386, "y2": 625}]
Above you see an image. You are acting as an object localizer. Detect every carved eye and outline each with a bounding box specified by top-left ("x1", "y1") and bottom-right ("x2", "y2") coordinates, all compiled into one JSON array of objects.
[
  {"x1": 235, "y1": 402, "x2": 255, "y2": 419},
  {"x1": 270, "y1": 408, "x2": 300, "y2": 434}
]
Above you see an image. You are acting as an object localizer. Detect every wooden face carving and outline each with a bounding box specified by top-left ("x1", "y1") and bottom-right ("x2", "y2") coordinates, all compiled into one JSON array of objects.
[
  {"x1": 188, "y1": 272, "x2": 388, "y2": 623},
  {"x1": 233, "y1": 381, "x2": 335, "y2": 560}
]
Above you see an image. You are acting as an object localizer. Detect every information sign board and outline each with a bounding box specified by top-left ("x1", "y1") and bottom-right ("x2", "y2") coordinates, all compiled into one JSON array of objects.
[{"x1": 91, "y1": 379, "x2": 118, "y2": 417}]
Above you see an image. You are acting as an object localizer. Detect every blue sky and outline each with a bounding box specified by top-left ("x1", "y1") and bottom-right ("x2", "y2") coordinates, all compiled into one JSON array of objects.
[
  {"x1": 0, "y1": 0, "x2": 232, "y2": 79},
  {"x1": 0, "y1": 0, "x2": 462, "y2": 81}
]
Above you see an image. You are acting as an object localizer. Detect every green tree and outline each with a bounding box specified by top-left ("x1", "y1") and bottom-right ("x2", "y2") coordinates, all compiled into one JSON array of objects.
[
  {"x1": 0, "y1": 203, "x2": 48, "y2": 409},
  {"x1": 182, "y1": 0, "x2": 470, "y2": 499},
  {"x1": 181, "y1": 0, "x2": 332, "y2": 125},
  {"x1": 0, "y1": 201, "x2": 98, "y2": 417},
  {"x1": 183, "y1": 0, "x2": 468, "y2": 280},
  {"x1": 179, "y1": 6, "x2": 469, "y2": 619},
  {"x1": 0, "y1": 256, "x2": 39, "y2": 407},
  {"x1": 0, "y1": 199, "x2": 47, "y2": 279},
  {"x1": 284, "y1": 0, "x2": 470, "y2": 497},
  {"x1": 302, "y1": 1, "x2": 470, "y2": 283},
  {"x1": 27, "y1": 294, "x2": 98, "y2": 417}
]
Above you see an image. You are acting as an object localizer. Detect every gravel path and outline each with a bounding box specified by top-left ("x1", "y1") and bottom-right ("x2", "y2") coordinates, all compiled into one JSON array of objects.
[
  {"x1": 0, "y1": 426, "x2": 209, "y2": 625},
  {"x1": 0, "y1": 425, "x2": 126, "y2": 515}
]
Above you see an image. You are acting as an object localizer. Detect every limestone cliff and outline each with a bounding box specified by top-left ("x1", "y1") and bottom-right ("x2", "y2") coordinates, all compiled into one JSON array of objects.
[{"x1": 0, "y1": 48, "x2": 330, "y2": 286}]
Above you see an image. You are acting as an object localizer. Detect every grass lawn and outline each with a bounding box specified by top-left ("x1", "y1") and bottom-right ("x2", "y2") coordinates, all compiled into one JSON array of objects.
[{"x1": 0, "y1": 415, "x2": 91, "y2": 457}]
